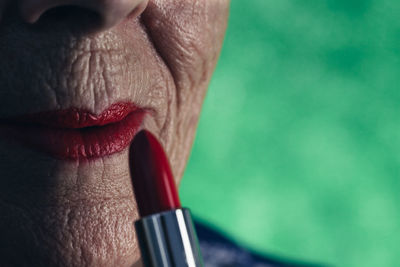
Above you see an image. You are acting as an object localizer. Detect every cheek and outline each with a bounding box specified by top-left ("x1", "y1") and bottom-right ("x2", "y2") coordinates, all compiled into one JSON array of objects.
[
  {"x1": 141, "y1": 0, "x2": 229, "y2": 180},
  {"x1": 142, "y1": 0, "x2": 229, "y2": 94}
]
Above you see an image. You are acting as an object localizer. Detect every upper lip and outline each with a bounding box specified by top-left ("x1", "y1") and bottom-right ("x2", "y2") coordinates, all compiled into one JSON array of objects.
[{"x1": 1, "y1": 102, "x2": 140, "y2": 129}]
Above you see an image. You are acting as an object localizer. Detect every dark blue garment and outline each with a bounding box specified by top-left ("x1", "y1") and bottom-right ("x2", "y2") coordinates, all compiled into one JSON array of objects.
[{"x1": 195, "y1": 221, "x2": 326, "y2": 267}]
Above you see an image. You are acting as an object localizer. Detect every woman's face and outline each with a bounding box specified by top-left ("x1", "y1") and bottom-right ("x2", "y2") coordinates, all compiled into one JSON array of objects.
[{"x1": 0, "y1": 0, "x2": 229, "y2": 265}]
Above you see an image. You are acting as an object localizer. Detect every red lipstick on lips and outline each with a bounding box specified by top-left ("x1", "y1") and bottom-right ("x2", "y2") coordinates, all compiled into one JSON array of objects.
[
  {"x1": 129, "y1": 130, "x2": 203, "y2": 266},
  {"x1": 0, "y1": 102, "x2": 146, "y2": 160}
]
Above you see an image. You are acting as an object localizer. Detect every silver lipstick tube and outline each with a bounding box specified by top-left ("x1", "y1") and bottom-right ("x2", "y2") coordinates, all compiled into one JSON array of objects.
[{"x1": 134, "y1": 208, "x2": 203, "y2": 267}]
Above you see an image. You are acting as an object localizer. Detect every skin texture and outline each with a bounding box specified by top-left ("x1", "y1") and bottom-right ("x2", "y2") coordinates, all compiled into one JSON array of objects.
[{"x1": 0, "y1": 0, "x2": 229, "y2": 266}]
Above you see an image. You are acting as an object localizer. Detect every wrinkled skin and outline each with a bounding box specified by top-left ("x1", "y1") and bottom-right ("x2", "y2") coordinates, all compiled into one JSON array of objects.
[{"x1": 0, "y1": 0, "x2": 229, "y2": 266}]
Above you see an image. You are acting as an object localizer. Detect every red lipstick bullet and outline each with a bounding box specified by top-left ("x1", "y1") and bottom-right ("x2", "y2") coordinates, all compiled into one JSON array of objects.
[
  {"x1": 129, "y1": 130, "x2": 181, "y2": 217},
  {"x1": 129, "y1": 130, "x2": 203, "y2": 267}
]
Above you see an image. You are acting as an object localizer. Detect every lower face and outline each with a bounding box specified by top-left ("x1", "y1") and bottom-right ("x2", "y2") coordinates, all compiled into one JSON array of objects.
[{"x1": 0, "y1": 1, "x2": 229, "y2": 266}]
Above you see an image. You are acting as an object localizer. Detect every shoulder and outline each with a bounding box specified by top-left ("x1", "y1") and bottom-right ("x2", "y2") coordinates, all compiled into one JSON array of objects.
[{"x1": 195, "y1": 221, "x2": 327, "y2": 267}]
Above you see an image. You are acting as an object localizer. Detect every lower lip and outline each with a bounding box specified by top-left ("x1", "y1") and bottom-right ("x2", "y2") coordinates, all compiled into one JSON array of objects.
[{"x1": 0, "y1": 110, "x2": 146, "y2": 160}]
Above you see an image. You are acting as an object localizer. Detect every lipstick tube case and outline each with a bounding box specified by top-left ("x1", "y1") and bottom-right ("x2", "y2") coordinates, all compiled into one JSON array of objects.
[{"x1": 135, "y1": 208, "x2": 203, "y2": 267}]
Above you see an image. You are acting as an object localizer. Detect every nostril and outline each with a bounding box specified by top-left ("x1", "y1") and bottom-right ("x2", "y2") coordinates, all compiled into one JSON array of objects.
[
  {"x1": 19, "y1": 0, "x2": 148, "y2": 34},
  {"x1": 40, "y1": 6, "x2": 96, "y2": 21},
  {"x1": 33, "y1": 5, "x2": 101, "y2": 33}
]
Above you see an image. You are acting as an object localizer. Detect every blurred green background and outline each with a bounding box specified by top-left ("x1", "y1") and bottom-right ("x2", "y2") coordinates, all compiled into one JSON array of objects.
[{"x1": 180, "y1": 1, "x2": 399, "y2": 266}]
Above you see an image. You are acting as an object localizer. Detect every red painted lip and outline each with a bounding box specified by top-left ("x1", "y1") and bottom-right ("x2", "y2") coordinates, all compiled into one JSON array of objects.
[{"x1": 0, "y1": 103, "x2": 147, "y2": 160}]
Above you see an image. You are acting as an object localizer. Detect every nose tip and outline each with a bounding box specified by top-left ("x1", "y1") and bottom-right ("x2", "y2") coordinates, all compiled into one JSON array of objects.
[{"x1": 19, "y1": 0, "x2": 148, "y2": 31}]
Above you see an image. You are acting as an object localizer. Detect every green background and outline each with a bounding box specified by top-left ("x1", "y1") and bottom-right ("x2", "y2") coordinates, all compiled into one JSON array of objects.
[{"x1": 180, "y1": 1, "x2": 399, "y2": 266}]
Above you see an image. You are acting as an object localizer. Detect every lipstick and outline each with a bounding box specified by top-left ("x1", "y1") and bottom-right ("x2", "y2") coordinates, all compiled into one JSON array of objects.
[
  {"x1": 0, "y1": 103, "x2": 146, "y2": 160},
  {"x1": 129, "y1": 130, "x2": 203, "y2": 267}
]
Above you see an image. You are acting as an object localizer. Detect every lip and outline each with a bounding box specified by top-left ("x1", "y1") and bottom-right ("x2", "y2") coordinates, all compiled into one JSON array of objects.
[{"x1": 0, "y1": 102, "x2": 147, "y2": 160}]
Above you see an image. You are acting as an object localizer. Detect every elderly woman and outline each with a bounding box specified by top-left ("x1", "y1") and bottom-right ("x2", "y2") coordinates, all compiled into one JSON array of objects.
[
  {"x1": 0, "y1": 0, "x2": 228, "y2": 266},
  {"x1": 0, "y1": 1, "x2": 319, "y2": 266}
]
